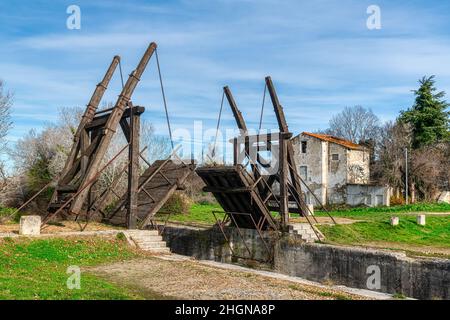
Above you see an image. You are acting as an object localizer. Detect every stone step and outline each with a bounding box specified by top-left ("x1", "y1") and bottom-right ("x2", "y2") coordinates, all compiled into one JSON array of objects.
[
  {"x1": 300, "y1": 229, "x2": 317, "y2": 236},
  {"x1": 122, "y1": 230, "x2": 171, "y2": 254},
  {"x1": 295, "y1": 229, "x2": 320, "y2": 242},
  {"x1": 126, "y1": 230, "x2": 159, "y2": 236},
  {"x1": 291, "y1": 224, "x2": 312, "y2": 231},
  {"x1": 130, "y1": 235, "x2": 163, "y2": 242},
  {"x1": 140, "y1": 247, "x2": 171, "y2": 254},
  {"x1": 134, "y1": 240, "x2": 167, "y2": 248}
]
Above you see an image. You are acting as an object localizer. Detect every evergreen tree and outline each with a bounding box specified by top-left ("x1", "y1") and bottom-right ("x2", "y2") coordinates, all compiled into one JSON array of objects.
[{"x1": 400, "y1": 75, "x2": 450, "y2": 149}]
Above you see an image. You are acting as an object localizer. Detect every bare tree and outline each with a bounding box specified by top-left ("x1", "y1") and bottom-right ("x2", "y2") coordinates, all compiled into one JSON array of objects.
[
  {"x1": 373, "y1": 120, "x2": 449, "y2": 201},
  {"x1": 0, "y1": 80, "x2": 13, "y2": 153},
  {"x1": 327, "y1": 106, "x2": 381, "y2": 143},
  {"x1": 141, "y1": 119, "x2": 172, "y2": 164},
  {"x1": 372, "y1": 121, "x2": 412, "y2": 189},
  {"x1": 409, "y1": 144, "x2": 448, "y2": 200}
]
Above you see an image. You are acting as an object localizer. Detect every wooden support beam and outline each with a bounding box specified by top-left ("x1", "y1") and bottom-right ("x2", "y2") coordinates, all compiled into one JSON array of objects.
[
  {"x1": 203, "y1": 186, "x2": 254, "y2": 193},
  {"x1": 265, "y1": 76, "x2": 308, "y2": 218},
  {"x1": 49, "y1": 56, "x2": 120, "y2": 208},
  {"x1": 127, "y1": 102, "x2": 140, "y2": 229},
  {"x1": 59, "y1": 134, "x2": 102, "y2": 185},
  {"x1": 224, "y1": 86, "x2": 248, "y2": 132},
  {"x1": 279, "y1": 134, "x2": 289, "y2": 228},
  {"x1": 71, "y1": 42, "x2": 157, "y2": 215},
  {"x1": 119, "y1": 118, "x2": 131, "y2": 142},
  {"x1": 85, "y1": 106, "x2": 145, "y2": 131},
  {"x1": 80, "y1": 129, "x2": 89, "y2": 175}
]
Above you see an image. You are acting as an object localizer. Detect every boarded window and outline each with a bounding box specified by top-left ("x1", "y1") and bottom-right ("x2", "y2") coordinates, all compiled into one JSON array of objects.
[
  {"x1": 301, "y1": 141, "x2": 307, "y2": 153},
  {"x1": 376, "y1": 195, "x2": 384, "y2": 206},
  {"x1": 331, "y1": 153, "x2": 339, "y2": 161},
  {"x1": 299, "y1": 166, "x2": 307, "y2": 180}
]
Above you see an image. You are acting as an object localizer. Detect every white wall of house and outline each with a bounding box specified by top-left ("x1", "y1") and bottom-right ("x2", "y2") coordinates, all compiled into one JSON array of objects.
[
  {"x1": 292, "y1": 135, "x2": 327, "y2": 204},
  {"x1": 346, "y1": 184, "x2": 390, "y2": 206},
  {"x1": 292, "y1": 133, "x2": 381, "y2": 207}
]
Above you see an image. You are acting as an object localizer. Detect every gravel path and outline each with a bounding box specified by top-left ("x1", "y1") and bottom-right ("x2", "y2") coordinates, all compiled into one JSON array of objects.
[{"x1": 89, "y1": 256, "x2": 372, "y2": 300}]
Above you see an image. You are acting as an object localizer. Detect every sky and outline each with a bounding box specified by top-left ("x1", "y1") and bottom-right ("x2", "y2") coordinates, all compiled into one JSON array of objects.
[{"x1": 1, "y1": 0, "x2": 450, "y2": 162}]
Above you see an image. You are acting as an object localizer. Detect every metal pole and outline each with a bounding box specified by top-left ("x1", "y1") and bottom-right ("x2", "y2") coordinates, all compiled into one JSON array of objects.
[{"x1": 405, "y1": 148, "x2": 408, "y2": 205}]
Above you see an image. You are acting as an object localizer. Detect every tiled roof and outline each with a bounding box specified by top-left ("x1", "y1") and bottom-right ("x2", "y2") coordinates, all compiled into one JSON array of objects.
[{"x1": 301, "y1": 132, "x2": 365, "y2": 150}]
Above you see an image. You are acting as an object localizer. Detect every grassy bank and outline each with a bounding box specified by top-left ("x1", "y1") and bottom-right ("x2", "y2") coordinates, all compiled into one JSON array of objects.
[
  {"x1": 0, "y1": 237, "x2": 142, "y2": 299},
  {"x1": 166, "y1": 202, "x2": 450, "y2": 250},
  {"x1": 317, "y1": 215, "x2": 450, "y2": 248},
  {"x1": 315, "y1": 202, "x2": 450, "y2": 218},
  {"x1": 167, "y1": 202, "x2": 450, "y2": 225}
]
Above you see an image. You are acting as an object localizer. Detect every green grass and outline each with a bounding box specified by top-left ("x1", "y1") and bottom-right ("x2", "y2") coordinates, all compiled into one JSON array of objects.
[
  {"x1": 316, "y1": 202, "x2": 450, "y2": 218},
  {"x1": 0, "y1": 237, "x2": 142, "y2": 300},
  {"x1": 0, "y1": 207, "x2": 17, "y2": 223},
  {"x1": 167, "y1": 202, "x2": 450, "y2": 225},
  {"x1": 318, "y1": 215, "x2": 450, "y2": 248},
  {"x1": 166, "y1": 203, "x2": 224, "y2": 224},
  {"x1": 169, "y1": 202, "x2": 450, "y2": 249}
]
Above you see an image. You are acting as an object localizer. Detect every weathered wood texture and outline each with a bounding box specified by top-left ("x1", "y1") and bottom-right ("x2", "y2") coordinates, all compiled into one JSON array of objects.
[
  {"x1": 109, "y1": 160, "x2": 195, "y2": 228},
  {"x1": 196, "y1": 166, "x2": 278, "y2": 230},
  {"x1": 48, "y1": 56, "x2": 120, "y2": 210},
  {"x1": 265, "y1": 76, "x2": 308, "y2": 218},
  {"x1": 70, "y1": 42, "x2": 157, "y2": 214},
  {"x1": 127, "y1": 102, "x2": 140, "y2": 229}
]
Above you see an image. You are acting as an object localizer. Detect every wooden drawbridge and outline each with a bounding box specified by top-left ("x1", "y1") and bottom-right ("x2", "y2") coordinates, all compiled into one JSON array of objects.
[
  {"x1": 197, "y1": 77, "x2": 335, "y2": 234},
  {"x1": 108, "y1": 159, "x2": 195, "y2": 228},
  {"x1": 196, "y1": 165, "x2": 278, "y2": 230}
]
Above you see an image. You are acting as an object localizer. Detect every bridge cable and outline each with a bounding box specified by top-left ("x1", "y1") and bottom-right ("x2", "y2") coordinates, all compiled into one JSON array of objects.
[
  {"x1": 118, "y1": 59, "x2": 125, "y2": 89},
  {"x1": 155, "y1": 48, "x2": 174, "y2": 150},
  {"x1": 212, "y1": 90, "x2": 225, "y2": 158},
  {"x1": 258, "y1": 82, "x2": 267, "y2": 132}
]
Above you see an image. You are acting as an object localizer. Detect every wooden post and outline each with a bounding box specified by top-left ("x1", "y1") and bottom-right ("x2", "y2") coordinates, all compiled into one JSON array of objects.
[
  {"x1": 279, "y1": 133, "x2": 289, "y2": 228},
  {"x1": 127, "y1": 102, "x2": 140, "y2": 229},
  {"x1": 233, "y1": 138, "x2": 238, "y2": 165}
]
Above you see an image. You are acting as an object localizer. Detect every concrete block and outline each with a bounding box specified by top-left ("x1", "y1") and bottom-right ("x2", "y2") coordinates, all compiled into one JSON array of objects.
[
  {"x1": 390, "y1": 216, "x2": 399, "y2": 226},
  {"x1": 306, "y1": 204, "x2": 314, "y2": 216},
  {"x1": 19, "y1": 215, "x2": 41, "y2": 235},
  {"x1": 416, "y1": 214, "x2": 426, "y2": 226}
]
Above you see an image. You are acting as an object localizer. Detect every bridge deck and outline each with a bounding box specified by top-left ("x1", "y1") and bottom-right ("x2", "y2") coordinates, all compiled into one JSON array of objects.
[
  {"x1": 109, "y1": 160, "x2": 195, "y2": 228},
  {"x1": 196, "y1": 165, "x2": 278, "y2": 230}
]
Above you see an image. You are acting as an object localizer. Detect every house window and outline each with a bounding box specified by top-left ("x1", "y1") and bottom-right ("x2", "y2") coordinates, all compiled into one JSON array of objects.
[
  {"x1": 301, "y1": 141, "x2": 307, "y2": 154},
  {"x1": 299, "y1": 166, "x2": 307, "y2": 180},
  {"x1": 331, "y1": 153, "x2": 339, "y2": 161}
]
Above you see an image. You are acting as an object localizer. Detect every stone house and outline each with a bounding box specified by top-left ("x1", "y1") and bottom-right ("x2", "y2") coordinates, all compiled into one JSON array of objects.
[{"x1": 292, "y1": 132, "x2": 390, "y2": 207}]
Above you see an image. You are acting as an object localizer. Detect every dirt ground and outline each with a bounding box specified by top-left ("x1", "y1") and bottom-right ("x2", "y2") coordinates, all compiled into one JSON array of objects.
[
  {"x1": 89, "y1": 256, "x2": 368, "y2": 300},
  {"x1": 0, "y1": 221, "x2": 123, "y2": 234}
]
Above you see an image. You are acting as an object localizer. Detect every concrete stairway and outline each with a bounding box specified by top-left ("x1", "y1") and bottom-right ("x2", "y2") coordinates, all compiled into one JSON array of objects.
[
  {"x1": 288, "y1": 223, "x2": 324, "y2": 243},
  {"x1": 124, "y1": 230, "x2": 171, "y2": 254}
]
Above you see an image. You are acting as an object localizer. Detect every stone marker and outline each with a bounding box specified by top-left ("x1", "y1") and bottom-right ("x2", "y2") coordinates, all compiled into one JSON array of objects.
[
  {"x1": 306, "y1": 204, "x2": 314, "y2": 216},
  {"x1": 417, "y1": 214, "x2": 426, "y2": 226},
  {"x1": 19, "y1": 215, "x2": 41, "y2": 235},
  {"x1": 390, "y1": 216, "x2": 399, "y2": 226}
]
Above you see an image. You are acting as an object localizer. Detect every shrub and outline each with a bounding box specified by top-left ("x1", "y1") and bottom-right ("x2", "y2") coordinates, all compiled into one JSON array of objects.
[
  {"x1": 116, "y1": 232, "x2": 127, "y2": 241},
  {"x1": 390, "y1": 195, "x2": 405, "y2": 206},
  {"x1": 0, "y1": 206, "x2": 17, "y2": 223},
  {"x1": 160, "y1": 192, "x2": 192, "y2": 215},
  {"x1": 195, "y1": 193, "x2": 217, "y2": 206}
]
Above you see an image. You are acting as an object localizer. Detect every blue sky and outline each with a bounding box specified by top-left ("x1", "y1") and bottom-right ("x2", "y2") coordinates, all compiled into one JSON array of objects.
[{"x1": 1, "y1": 0, "x2": 450, "y2": 158}]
